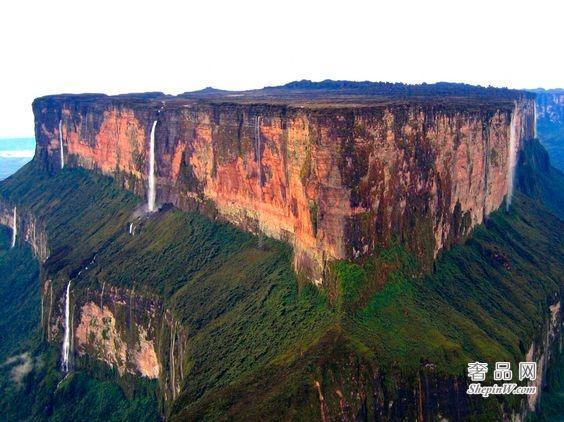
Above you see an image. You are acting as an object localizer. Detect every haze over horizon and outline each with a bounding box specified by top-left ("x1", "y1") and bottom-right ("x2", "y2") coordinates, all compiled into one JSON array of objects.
[{"x1": 1, "y1": 0, "x2": 562, "y2": 137}]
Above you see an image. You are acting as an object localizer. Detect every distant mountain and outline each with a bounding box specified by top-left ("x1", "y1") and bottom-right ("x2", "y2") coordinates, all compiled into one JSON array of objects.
[{"x1": 529, "y1": 89, "x2": 564, "y2": 171}]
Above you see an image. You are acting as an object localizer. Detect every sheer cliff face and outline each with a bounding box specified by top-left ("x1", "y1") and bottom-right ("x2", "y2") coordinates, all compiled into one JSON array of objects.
[
  {"x1": 0, "y1": 202, "x2": 49, "y2": 262},
  {"x1": 40, "y1": 277, "x2": 186, "y2": 401},
  {"x1": 533, "y1": 90, "x2": 564, "y2": 172},
  {"x1": 32, "y1": 95, "x2": 535, "y2": 281}
]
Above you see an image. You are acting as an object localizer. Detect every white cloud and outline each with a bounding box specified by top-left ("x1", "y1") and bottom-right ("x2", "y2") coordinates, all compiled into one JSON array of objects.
[
  {"x1": 3, "y1": 352, "x2": 34, "y2": 388},
  {"x1": 0, "y1": 150, "x2": 35, "y2": 158},
  {"x1": 0, "y1": 0, "x2": 562, "y2": 136}
]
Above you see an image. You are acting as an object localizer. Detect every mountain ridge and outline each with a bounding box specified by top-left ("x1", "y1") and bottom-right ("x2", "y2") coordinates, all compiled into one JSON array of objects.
[{"x1": 32, "y1": 85, "x2": 535, "y2": 282}]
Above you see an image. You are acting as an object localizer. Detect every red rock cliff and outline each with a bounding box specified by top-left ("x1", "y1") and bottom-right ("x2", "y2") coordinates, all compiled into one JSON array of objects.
[{"x1": 32, "y1": 84, "x2": 536, "y2": 282}]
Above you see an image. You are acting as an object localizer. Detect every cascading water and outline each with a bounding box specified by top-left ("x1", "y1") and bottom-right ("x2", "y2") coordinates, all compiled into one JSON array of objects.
[
  {"x1": 148, "y1": 120, "x2": 158, "y2": 212},
  {"x1": 59, "y1": 119, "x2": 64, "y2": 169},
  {"x1": 129, "y1": 222, "x2": 133, "y2": 235},
  {"x1": 61, "y1": 280, "x2": 72, "y2": 372},
  {"x1": 100, "y1": 281, "x2": 105, "y2": 308},
  {"x1": 533, "y1": 102, "x2": 538, "y2": 139},
  {"x1": 255, "y1": 116, "x2": 262, "y2": 186},
  {"x1": 506, "y1": 109, "x2": 518, "y2": 211},
  {"x1": 11, "y1": 207, "x2": 17, "y2": 248},
  {"x1": 255, "y1": 116, "x2": 264, "y2": 249}
]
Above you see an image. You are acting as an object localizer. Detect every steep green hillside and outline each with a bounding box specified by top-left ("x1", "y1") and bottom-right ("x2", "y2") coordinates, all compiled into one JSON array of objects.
[
  {"x1": 517, "y1": 138, "x2": 564, "y2": 219},
  {"x1": 0, "y1": 218, "x2": 159, "y2": 421},
  {"x1": 0, "y1": 148, "x2": 562, "y2": 420},
  {"x1": 0, "y1": 226, "x2": 39, "y2": 360},
  {"x1": 175, "y1": 191, "x2": 562, "y2": 420},
  {"x1": 171, "y1": 139, "x2": 564, "y2": 420},
  {"x1": 0, "y1": 162, "x2": 333, "y2": 419}
]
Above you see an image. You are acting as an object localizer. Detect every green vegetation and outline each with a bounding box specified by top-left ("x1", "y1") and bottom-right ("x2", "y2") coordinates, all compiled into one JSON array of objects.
[
  {"x1": 349, "y1": 194, "x2": 561, "y2": 373},
  {"x1": 517, "y1": 138, "x2": 564, "y2": 219},
  {"x1": 0, "y1": 163, "x2": 138, "y2": 283},
  {"x1": 47, "y1": 372, "x2": 158, "y2": 422},
  {"x1": 90, "y1": 206, "x2": 333, "y2": 405},
  {"x1": 532, "y1": 344, "x2": 564, "y2": 421},
  {"x1": 0, "y1": 145, "x2": 562, "y2": 420},
  {"x1": 0, "y1": 215, "x2": 159, "y2": 421},
  {"x1": 0, "y1": 226, "x2": 40, "y2": 360},
  {"x1": 0, "y1": 162, "x2": 334, "y2": 419},
  {"x1": 174, "y1": 192, "x2": 562, "y2": 420}
]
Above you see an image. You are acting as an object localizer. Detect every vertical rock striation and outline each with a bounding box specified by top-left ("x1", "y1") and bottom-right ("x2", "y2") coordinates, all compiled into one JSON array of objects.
[
  {"x1": 531, "y1": 89, "x2": 564, "y2": 172},
  {"x1": 0, "y1": 202, "x2": 49, "y2": 262},
  {"x1": 32, "y1": 85, "x2": 536, "y2": 281}
]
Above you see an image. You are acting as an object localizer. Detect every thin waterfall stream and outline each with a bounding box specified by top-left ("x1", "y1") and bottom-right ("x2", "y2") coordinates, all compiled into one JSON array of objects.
[
  {"x1": 61, "y1": 280, "x2": 72, "y2": 372},
  {"x1": 148, "y1": 120, "x2": 157, "y2": 212},
  {"x1": 506, "y1": 108, "x2": 518, "y2": 211},
  {"x1": 11, "y1": 207, "x2": 17, "y2": 248},
  {"x1": 59, "y1": 119, "x2": 64, "y2": 169}
]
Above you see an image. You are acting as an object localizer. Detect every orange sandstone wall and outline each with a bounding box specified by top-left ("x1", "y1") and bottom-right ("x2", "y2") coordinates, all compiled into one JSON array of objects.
[{"x1": 32, "y1": 95, "x2": 535, "y2": 282}]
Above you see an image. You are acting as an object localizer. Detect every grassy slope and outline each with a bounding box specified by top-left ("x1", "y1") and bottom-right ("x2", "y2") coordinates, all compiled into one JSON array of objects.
[
  {"x1": 175, "y1": 193, "x2": 563, "y2": 420},
  {"x1": 352, "y1": 194, "x2": 562, "y2": 370},
  {"x1": 0, "y1": 164, "x2": 160, "y2": 421},
  {"x1": 0, "y1": 226, "x2": 40, "y2": 360},
  {"x1": 0, "y1": 152, "x2": 562, "y2": 420},
  {"x1": 0, "y1": 162, "x2": 333, "y2": 419},
  {"x1": 0, "y1": 218, "x2": 159, "y2": 421},
  {"x1": 90, "y1": 208, "x2": 333, "y2": 404},
  {"x1": 517, "y1": 138, "x2": 564, "y2": 220},
  {"x1": 0, "y1": 163, "x2": 139, "y2": 281}
]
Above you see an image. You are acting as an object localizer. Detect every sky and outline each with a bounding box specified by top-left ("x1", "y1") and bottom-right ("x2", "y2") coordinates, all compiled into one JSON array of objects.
[{"x1": 0, "y1": 0, "x2": 562, "y2": 137}]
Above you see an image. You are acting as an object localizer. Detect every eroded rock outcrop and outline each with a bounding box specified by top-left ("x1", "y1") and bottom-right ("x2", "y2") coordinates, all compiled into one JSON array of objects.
[
  {"x1": 0, "y1": 202, "x2": 49, "y2": 262},
  {"x1": 523, "y1": 300, "x2": 561, "y2": 413},
  {"x1": 40, "y1": 278, "x2": 187, "y2": 403},
  {"x1": 75, "y1": 301, "x2": 159, "y2": 378},
  {"x1": 32, "y1": 86, "x2": 535, "y2": 281}
]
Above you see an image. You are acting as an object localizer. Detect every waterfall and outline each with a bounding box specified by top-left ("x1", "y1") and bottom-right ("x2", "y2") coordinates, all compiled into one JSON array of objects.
[
  {"x1": 533, "y1": 102, "x2": 538, "y2": 139},
  {"x1": 100, "y1": 281, "x2": 105, "y2": 308},
  {"x1": 170, "y1": 321, "x2": 176, "y2": 398},
  {"x1": 148, "y1": 120, "x2": 157, "y2": 212},
  {"x1": 59, "y1": 120, "x2": 64, "y2": 169},
  {"x1": 506, "y1": 110, "x2": 518, "y2": 211},
  {"x1": 255, "y1": 116, "x2": 262, "y2": 186},
  {"x1": 129, "y1": 223, "x2": 133, "y2": 235},
  {"x1": 47, "y1": 284, "x2": 53, "y2": 341},
  {"x1": 255, "y1": 116, "x2": 264, "y2": 249},
  {"x1": 11, "y1": 207, "x2": 17, "y2": 248},
  {"x1": 61, "y1": 280, "x2": 72, "y2": 372}
]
